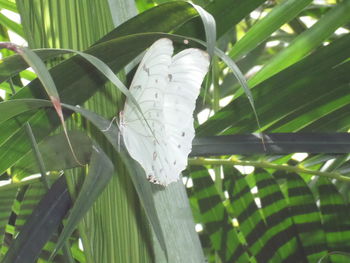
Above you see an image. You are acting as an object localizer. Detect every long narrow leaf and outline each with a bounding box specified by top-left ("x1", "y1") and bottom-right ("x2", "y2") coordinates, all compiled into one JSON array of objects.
[
  {"x1": 249, "y1": 0, "x2": 350, "y2": 86},
  {"x1": 0, "y1": 0, "x2": 17, "y2": 12},
  {"x1": 192, "y1": 133, "x2": 350, "y2": 155},
  {"x1": 229, "y1": 0, "x2": 312, "y2": 59},
  {"x1": 0, "y1": 13, "x2": 23, "y2": 37},
  {"x1": 2, "y1": 177, "x2": 71, "y2": 263},
  {"x1": 190, "y1": 3, "x2": 216, "y2": 58},
  {"x1": 52, "y1": 146, "x2": 114, "y2": 258}
]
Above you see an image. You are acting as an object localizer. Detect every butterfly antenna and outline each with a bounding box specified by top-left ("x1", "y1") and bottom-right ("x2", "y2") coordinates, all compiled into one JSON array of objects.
[
  {"x1": 102, "y1": 116, "x2": 117, "y2": 132},
  {"x1": 117, "y1": 120, "x2": 121, "y2": 152},
  {"x1": 116, "y1": 111, "x2": 125, "y2": 152},
  {"x1": 102, "y1": 115, "x2": 123, "y2": 152}
]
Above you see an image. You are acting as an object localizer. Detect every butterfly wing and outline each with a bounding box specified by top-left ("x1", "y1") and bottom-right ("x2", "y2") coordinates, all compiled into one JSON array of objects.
[
  {"x1": 164, "y1": 48, "x2": 210, "y2": 180},
  {"x1": 122, "y1": 38, "x2": 174, "y2": 185},
  {"x1": 122, "y1": 38, "x2": 209, "y2": 186}
]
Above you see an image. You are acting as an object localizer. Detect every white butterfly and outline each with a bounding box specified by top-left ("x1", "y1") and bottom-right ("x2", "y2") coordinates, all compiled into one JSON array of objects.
[{"x1": 121, "y1": 38, "x2": 209, "y2": 186}]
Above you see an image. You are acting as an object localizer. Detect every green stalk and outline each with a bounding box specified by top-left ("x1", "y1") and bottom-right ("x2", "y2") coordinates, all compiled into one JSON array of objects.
[{"x1": 190, "y1": 157, "x2": 350, "y2": 182}]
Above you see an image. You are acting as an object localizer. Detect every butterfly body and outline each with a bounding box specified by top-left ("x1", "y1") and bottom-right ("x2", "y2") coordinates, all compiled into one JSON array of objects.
[{"x1": 122, "y1": 38, "x2": 209, "y2": 186}]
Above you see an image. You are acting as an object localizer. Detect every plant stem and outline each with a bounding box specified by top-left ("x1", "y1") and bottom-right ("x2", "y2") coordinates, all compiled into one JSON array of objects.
[{"x1": 189, "y1": 157, "x2": 350, "y2": 182}]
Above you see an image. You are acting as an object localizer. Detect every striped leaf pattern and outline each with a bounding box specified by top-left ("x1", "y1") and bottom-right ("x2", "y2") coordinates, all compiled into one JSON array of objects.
[
  {"x1": 14, "y1": 183, "x2": 46, "y2": 233},
  {"x1": 189, "y1": 166, "x2": 350, "y2": 263},
  {"x1": 278, "y1": 171, "x2": 327, "y2": 262},
  {"x1": 15, "y1": 182, "x2": 68, "y2": 262},
  {"x1": 317, "y1": 177, "x2": 350, "y2": 263},
  {"x1": 0, "y1": 187, "x2": 18, "y2": 259},
  {"x1": 0, "y1": 180, "x2": 76, "y2": 262},
  {"x1": 191, "y1": 166, "x2": 251, "y2": 262},
  {"x1": 223, "y1": 166, "x2": 273, "y2": 262},
  {"x1": 253, "y1": 168, "x2": 303, "y2": 262}
]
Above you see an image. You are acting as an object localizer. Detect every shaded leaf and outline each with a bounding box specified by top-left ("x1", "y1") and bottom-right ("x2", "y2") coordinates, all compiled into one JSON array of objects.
[
  {"x1": 2, "y1": 176, "x2": 71, "y2": 263},
  {"x1": 52, "y1": 145, "x2": 114, "y2": 258},
  {"x1": 277, "y1": 171, "x2": 327, "y2": 262},
  {"x1": 317, "y1": 177, "x2": 350, "y2": 262},
  {"x1": 14, "y1": 131, "x2": 92, "y2": 181},
  {"x1": 249, "y1": 0, "x2": 350, "y2": 86},
  {"x1": 252, "y1": 169, "x2": 303, "y2": 262},
  {"x1": 230, "y1": 0, "x2": 313, "y2": 59}
]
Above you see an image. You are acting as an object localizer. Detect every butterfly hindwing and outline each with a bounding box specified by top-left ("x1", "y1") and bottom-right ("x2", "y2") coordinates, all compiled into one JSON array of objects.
[{"x1": 165, "y1": 48, "x2": 210, "y2": 178}]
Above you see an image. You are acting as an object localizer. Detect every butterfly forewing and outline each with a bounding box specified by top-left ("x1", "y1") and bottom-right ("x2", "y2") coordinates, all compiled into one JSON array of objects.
[{"x1": 122, "y1": 39, "x2": 173, "y2": 185}]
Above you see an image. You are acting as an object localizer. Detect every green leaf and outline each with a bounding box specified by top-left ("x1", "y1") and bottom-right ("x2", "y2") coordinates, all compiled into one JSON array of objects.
[
  {"x1": 2, "y1": 177, "x2": 71, "y2": 263},
  {"x1": 249, "y1": 0, "x2": 350, "y2": 87},
  {"x1": 197, "y1": 34, "x2": 350, "y2": 136},
  {"x1": 177, "y1": 0, "x2": 266, "y2": 39},
  {"x1": 18, "y1": 46, "x2": 60, "y2": 99},
  {"x1": 192, "y1": 133, "x2": 350, "y2": 155},
  {"x1": 96, "y1": 1, "x2": 199, "y2": 43},
  {"x1": 279, "y1": 172, "x2": 328, "y2": 262},
  {"x1": 0, "y1": 13, "x2": 23, "y2": 37},
  {"x1": 13, "y1": 131, "x2": 93, "y2": 181},
  {"x1": 214, "y1": 46, "x2": 260, "y2": 130},
  {"x1": 0, "y1": 99, "x2": 52, "y2": 124},
  {"x1": 317, "y1": 177, "x2": 350, "y2": 261},
  {"x1": 0, "y1": 49, "x2": 69, "y2": 84},
  {"x1": 4, "y1": 182, "x2": 71, "y2": 262},
  {"x1": 191, "y1": 166, "x2": 251, "y2": 262},
  {"x1": 150, "y1": 180, "x2": 206, "y2": 262},
  {"x1": 0, "y1": 0, "x2": 17, "y2": 12},
  {"x1": 223, "y1": 166, "x2": 269, "y2": 262},
  {"x1": 0, "y1": 188, "x2": 17, "y2": 259},
  {"x1": 229, "y1": 0, "x2": 313, "y2": 59},
  {"x1": 189, "y1": 3, "x2": 216, "y2": 58},
  {"x1": 52, "y1": 146, "x2": 114, "y2": 258},
  {"x1": 252, "y1": 169, "x2": 302, "y2": 262}
]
